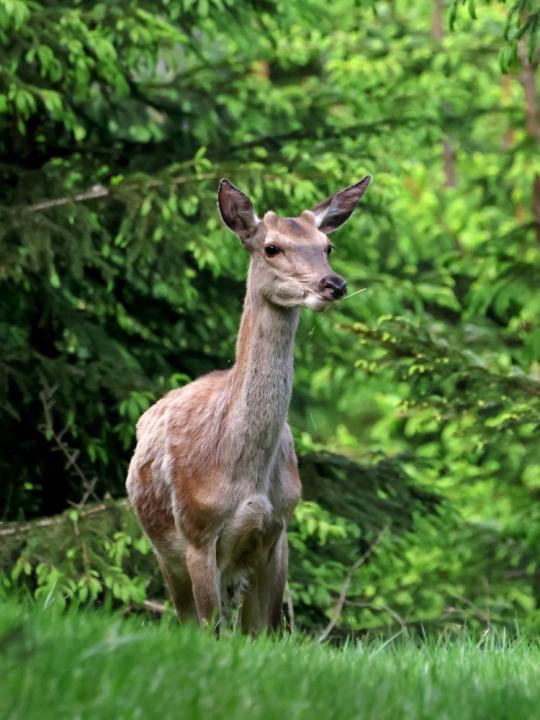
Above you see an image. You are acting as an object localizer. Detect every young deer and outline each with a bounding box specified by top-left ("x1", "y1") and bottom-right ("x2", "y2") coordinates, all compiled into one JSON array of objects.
[{"x1": 126, "y1": 176, "x2": 371, "y2": 633}]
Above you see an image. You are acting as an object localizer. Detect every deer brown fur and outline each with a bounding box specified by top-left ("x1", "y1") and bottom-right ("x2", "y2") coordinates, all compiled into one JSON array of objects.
[{"x1": 126, "y1": 176, "x2": 371, "y2": 633}]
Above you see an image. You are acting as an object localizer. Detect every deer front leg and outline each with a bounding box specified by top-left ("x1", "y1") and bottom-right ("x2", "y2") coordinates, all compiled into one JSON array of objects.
[
  {"x1": 186, "y1": 540, "x2": 221, "y2": 629},
  {"x1": 157, "y1": 554, "x2": 197, "y2": 622}
]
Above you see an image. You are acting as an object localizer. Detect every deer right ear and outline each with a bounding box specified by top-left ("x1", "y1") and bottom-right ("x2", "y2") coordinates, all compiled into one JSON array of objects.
[
  {"x1": 217, "y1": 179, "x2": 260, "y2": 245},
  {"x1": 311, "y1": 175, "x2": 371, "y2": 234}
]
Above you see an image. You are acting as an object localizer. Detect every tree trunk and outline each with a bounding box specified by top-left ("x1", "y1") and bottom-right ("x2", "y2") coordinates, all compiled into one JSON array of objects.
[
  {"x1": 518, "y1": 45, "x2": 540, "y2": 243},
  {"x1": 433, "y1": 0, "x2": 456, "y2": 187}
]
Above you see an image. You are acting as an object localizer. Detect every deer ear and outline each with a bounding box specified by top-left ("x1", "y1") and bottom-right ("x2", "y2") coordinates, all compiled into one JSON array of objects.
[
  {"x1": 310, "y1": 175, "x2": 371, "y2": 234},
  {"x1": 217, "y1": 179, "x2": 260, "y2": 244}
]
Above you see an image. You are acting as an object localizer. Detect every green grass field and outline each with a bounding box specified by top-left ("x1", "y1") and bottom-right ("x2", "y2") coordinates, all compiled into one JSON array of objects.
[{"x1": 1, "y1": 601, "x2": 539, "y2": 720}]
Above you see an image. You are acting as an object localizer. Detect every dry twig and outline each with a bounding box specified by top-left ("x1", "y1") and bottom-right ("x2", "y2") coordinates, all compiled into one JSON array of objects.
[
  {"x1": 317, "y1": 527, "x2": 387, "y2": 642},
  {"x1": 0, "y1": 502, "x2": 124, "y2": 537},
  {"x1": 39, "y1": 384, "x2": 100, "y2": 507}
]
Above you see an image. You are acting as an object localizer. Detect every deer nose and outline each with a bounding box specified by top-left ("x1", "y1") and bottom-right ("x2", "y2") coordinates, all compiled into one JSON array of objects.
[{"x1": 320, "y1": 275, "x2": 347, "y2": 299}]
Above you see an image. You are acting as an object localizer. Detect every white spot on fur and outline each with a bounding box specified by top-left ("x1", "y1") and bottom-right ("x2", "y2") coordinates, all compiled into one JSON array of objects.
[{"x1": 303, "y1": 293, "x2": 330, "y2": 312}]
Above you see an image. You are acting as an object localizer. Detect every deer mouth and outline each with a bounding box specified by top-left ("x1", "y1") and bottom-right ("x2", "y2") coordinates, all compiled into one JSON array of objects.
[{"x1": 303, "y1": 291, "x2": 333, "y2": 312}]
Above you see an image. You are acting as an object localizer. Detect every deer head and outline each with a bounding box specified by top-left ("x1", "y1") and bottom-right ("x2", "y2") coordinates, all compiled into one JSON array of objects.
[{"x1": 217, "y1": 176, "x2": 371, "y2": 311}]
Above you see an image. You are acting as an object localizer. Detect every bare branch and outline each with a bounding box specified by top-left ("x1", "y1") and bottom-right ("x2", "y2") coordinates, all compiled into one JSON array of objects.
[
  {"x1": 0, "y1": 501, "x2": 124, "y2": 537},
  {"x1": 317, "y1": 527, "x2": 387, "y2": 643},
  {"x1": 24, "y1": 173, "x2": 220, "y2": 215},
  {"x1": 38, "y1": 384, "x2": 101, "y2": 507},
  {"x1": 345, "y1": 600, "x2": 406, "y2": 628},
  {"x1": 29, "y1": 184, "x2": 110, "y2": 212},
  {"x1": 143, "y1": 599, "x2": 168, "y2": 614}
]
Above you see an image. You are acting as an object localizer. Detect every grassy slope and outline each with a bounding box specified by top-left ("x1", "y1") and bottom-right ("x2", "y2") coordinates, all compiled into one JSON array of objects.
[{"x1": 1, "y1": 602, "x2": 540, "y2": 720}]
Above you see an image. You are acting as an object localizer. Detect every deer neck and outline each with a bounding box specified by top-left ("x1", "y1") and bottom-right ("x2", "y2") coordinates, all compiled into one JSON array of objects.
[{"x1": 229, "y1": 268, "x2": 299, "y2": 456}]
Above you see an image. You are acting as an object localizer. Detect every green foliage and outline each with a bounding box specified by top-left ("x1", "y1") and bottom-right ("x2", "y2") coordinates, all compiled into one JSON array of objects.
[
  {"x1": 1, "y1": 501, "x2": 157, "y2": 607},
  {"x1": 1, "y1": 0, "x2": 539, "y2": 636},
  {"x1": 1, "y1": 453, "x2": 445, "y2": 632},
  {"x1": 449, "y1": 0, "x2": 540, "y2": 70},
  {"x1": 3, "y1": 452, "x2": 540, "y2": 635}
]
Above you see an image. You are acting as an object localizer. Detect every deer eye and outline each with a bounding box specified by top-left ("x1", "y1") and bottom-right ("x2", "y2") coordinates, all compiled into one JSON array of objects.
[
  {"x1": 326, "y1": 245, "x2": 334, "y2": 256},
  {"x1": 264, "y1": 244, "x2": 281, "y2": 257}
]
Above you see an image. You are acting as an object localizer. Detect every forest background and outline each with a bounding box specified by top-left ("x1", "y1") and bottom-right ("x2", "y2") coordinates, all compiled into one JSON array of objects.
[{"x1": 1, "y1": 0, "x2": 539, "y2": 638}]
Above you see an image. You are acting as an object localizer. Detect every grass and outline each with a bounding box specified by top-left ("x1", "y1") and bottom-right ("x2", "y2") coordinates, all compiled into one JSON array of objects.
[{"x1": 1, "y1": 600, "x2": 540, "y2": 720}]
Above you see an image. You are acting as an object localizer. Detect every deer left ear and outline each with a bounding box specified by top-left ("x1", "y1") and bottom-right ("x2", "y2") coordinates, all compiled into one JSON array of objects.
[
  {"x1": 310, "y1": 175, "x2": 371, "y2": 234},
  {"x1": 217, "y1": 179, "x2": 260, "y2": 246}
]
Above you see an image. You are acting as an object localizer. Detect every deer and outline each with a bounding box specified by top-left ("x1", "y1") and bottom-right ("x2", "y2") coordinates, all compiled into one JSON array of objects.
[{"x1": 126, "y1": 175, "x2": 371, "y2": 633}]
